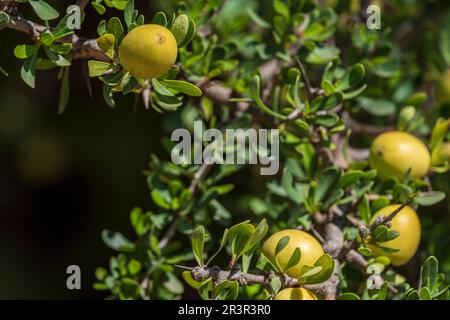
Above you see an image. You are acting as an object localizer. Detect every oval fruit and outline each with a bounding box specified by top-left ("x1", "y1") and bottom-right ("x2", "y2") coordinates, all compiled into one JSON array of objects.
[
  {"x1": 274, "y1": 288, "x2": 317, "y2": 300},
  {"x1": 119, "y1": 24, "x2": 177, "y2": 79},
  {"x1": 369, "y1": 204, "x2": 421, "y2": 266},
  {"x1": 369, "y1": 131, "x2": 430, "y2": 180},
  {"x1": 262, "y1": 229, "x2": 324, "y2": 279}
]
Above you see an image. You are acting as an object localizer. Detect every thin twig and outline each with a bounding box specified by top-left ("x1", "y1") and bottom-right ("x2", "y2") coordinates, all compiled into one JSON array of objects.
[{"x1": 369, "y1": 194, "x2": 417, "y2": 232}]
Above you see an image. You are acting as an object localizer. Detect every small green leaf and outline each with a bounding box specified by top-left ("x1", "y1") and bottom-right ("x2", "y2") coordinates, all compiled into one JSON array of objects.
[
  {"x1": 150, "y1": 188, "x2": 171, "y2": 209},
  {"x1": 21, "y1": 53, "x2": 38, "y2": 88},
  {"x1": 404, "y1": 92, "x2": 427, "y2": 108},
  {"x1": 161, "y1": 80, "x2": 202, "y2": 96},
  {"x1": 417, "y1": 191, "x2": 446, "y2": 206},
  {"x1": 102, "y1": 83, "x2": 115, "y2": 107},
  {"x1": 337, "y1": 292, "x2": 360, "y2": 300},
  {"x1": 376, "y1": 282, "x2": 388, "y2": 300},
  {"x1": 206, "y1": 228, "x2": 229, "y2": 266},
  {"x1": 92, "y1": 2, "x2": 106, "y2": 15},
  {"x1": 246, "y1": 6, "x2": 270, "y2": 29},
  {"x1": 337, "y1": 170, "x2": 364, "y2": 189},
  {"x1": 107, "y1": 17, "x2": 124, "y2": 47},
  {"x1": 269, "y1": 276, "x2": 282, "y2": 294},
  {"x1": 284, "y1": 247, "x2": 301, "y2": 272},
  {"x1": 191, "y1": 226, "x2": 205, "y2": 266},
  {"x1": 152, "y1": 12, "x2": 167, "y2": 26},
  {"x1": 212, "y1": 280, "x2": 239, "y2": 300},
  {"x1": 152, "y1": 78, "x2": 175, "y2": 96},
  {"x1": 372, "y1": 225, "x2": 389, "y2": 242},
  {"x1": 420, "y1": 287, "x2": 432, "y2": 300},
  {"x1": 88, "y1": 60, "x2": 111, "y2": 77},
  {"x1": 275, "y1": 236, "x2": 289, "y2": 257},
  {"x1": 52, "y1": 12, "x2": 77, "y2": 40},
  {"x1": 95, "y1": 267, "x2": 108, "y2": 281},
  {"x1": 357, "y1": 246, "x2": 372, "y2": 257},
  {"x1": 306, "y1": 46, "x2": 340, "y2": 64},
  {"x1": 321, "y1": 80, "x2": 336, "y2": 95},
  {"x1": 14, "y1": 44, "x2": 39, "y2": 59},
  {"x1": 170, "y1": 14, "x2": 189, "y2": 44},
  {"x1": 0, "y1": 65, "x2": 8, "y2": 76},
  {"x1": 50, "y1": 43, "x2": 72, "y2": 55},
  {"x1": 314, "y1": 167, "x2": 340, "y2": 203},
  {"x1": 229, "y1": 224, "x2": 255, "y2": 261},
  {"x1": 406, "y1": 289, "x2": 420, "y2": 300},
  {"x1": 299, "y1": 254, "x2": 335, "y2": 284},
  {"x1": 124, "y1": 0, "x2": 135, "y2": 27},
  {"x1": 356, "y1": 195, "x2": 371, "y2": 224},
  {"x1": 44, "y1": 47, "x2": 71, "y2": 67},
  {"x1": 357, "y1": 97, "x2": 396, "y2": 116},
  {"x1": 40, "y1": 30, "x2": 54, "y2": 46},
  {"x1": 178, "y1": 19, "x2": 196, "y2": 48},
  {"x1": 250, "y1": 75, "x2": 286, "y2": 119},
  {"x1": 182, "y1": 271, "x2": 202, "y2": 289},
  {"x1": 101, "y1": 229, "x2": 134, "y2": 252},
  {"x1": 0, "y1": 11, "x2": 10, "y2": 30},
  {"x1": 421, "y1": 256, "x2": 438, "y2": 290},
  {"x1": 273, "y1": 0, "x2": 290, "y2": 18},
  {"x1": 97, "y1": 20, "x2": 107, "y2": 36},
  {"x1": 58, "y1": 67, "x2": 70, "y2": 114},
  {"x1": 96, "y1": 33, "x2": 115, "y2": 59},
  {"x1": 334, "y1": 63, "x2": 365, "y2": 91},
  {"x1": 431, "y1": 118, "x2": 450, "y2": 165},
  {"x1": 29, "y1": 0, "x2": 59, "y2": 21},
  {"x1": 198, "y1": 278, "x2": 212, "y2": 300},
  {"x1": 127, "y1": 259, "x2": 141, "y2": 276}
]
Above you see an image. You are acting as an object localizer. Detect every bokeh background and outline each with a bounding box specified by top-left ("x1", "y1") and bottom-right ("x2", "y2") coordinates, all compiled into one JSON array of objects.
[{"x1": 0, "y1": 0, "x2": 449, "y2": 299}]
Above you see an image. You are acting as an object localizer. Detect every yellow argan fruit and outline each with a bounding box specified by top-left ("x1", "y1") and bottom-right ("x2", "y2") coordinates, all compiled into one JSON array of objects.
[
  {"x1": 119, "y1": 24, "x2": 177, "y2": 79},
  {"x1": 262, "y1": 229, "x2": 324, "y2": 279},
  {"x1": 369, "y1": 131, "x2": 430, "y2": 180},
  {"x1": 274, "y1": 288, "x2": 318, "y2": 300},
  {"x1": 437, "y1": 69, "x2": 450, "y2": 104},
  {"x1": 369, "y1": 204, "x2": 421, "y2": 266}
]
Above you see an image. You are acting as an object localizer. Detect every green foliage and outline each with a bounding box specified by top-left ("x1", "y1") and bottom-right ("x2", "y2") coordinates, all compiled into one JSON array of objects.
[{"x1": 2, "y1": 0, "x2": 450, "y2": 301}]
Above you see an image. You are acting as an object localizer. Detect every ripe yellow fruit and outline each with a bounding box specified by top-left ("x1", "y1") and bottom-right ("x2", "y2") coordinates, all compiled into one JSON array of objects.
[
  {"x1": 437, "y1": 69, "x2": 450, "y2": 104},
  {"x1": 369, "y1": 131, "x2": 430, "y2": 180},
  {"x1": 369, "y1": 204, "x2": 421, "y2": 266},
  {"x1": 262, "y1": 229, "x2": 324, "y2": 279},
  {"x1": 119, "y1": 24, "x2": 178, "y2": 79},
  {"x1": 274, "y1": 288, "x2": 317, "y2": 300}
]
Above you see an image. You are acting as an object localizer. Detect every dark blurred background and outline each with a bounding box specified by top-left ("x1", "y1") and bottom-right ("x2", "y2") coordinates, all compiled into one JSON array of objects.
[
  {"x1": 0, "y1": 0, "x2": 449, "y2": 299},
  {"x1": 0, "y1": 1, "x2": 174, "y2": 299}
]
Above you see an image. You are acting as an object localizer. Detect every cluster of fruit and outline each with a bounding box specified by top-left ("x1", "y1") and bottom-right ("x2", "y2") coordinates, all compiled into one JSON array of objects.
[
  {"x1": 116, "y1": 24, "x2": 445, "y2": 301},
  {"x1": 262, "y1": 131, "x2": 431, "y2": 300}
]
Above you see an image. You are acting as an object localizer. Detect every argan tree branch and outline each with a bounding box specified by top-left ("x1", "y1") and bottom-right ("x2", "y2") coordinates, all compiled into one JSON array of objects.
[
  {"x1": 1, "y1": 4, "x2": 109, "y2": 61},
  {"x1": 189, "y1": 266, "x2": 339, "y2": 297},
  {"x1": 342, "y1": 111, "x2": 395, "y2": 136},
  {"x1": 369, "y1": 194, "x2": 417, "y2": 232}
]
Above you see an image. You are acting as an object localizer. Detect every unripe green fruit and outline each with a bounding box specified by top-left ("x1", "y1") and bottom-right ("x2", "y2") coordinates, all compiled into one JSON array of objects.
[
  {"x1": 369, "y1": 131, "x2": 430, "y2": 180},
  {"x1": 119, "y1": 24, "x2": 178, "y2": 79},
  {"x1": 262, "y1": 229, "x2": 324, "y2": 279},
  {"x1": 274, "y1": 288, "x2": 317, "y2": 300},
  {"x1": 369, "y1": 204, "x2": 421, "y2": 266}
]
